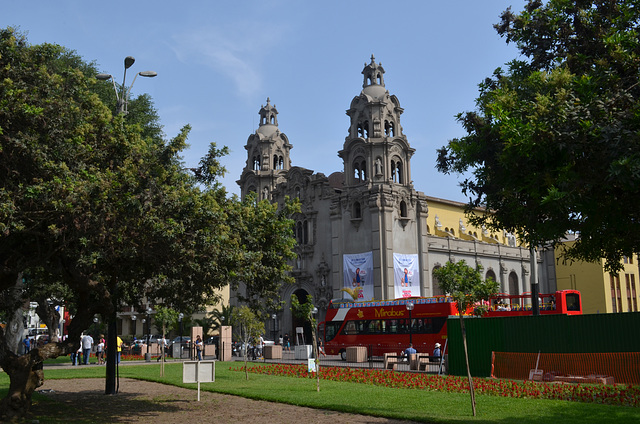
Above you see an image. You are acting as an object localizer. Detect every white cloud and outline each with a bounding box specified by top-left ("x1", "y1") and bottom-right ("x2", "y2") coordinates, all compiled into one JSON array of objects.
[{"x1": 170, "y1": 21, "x2": 288, "y2": 98}]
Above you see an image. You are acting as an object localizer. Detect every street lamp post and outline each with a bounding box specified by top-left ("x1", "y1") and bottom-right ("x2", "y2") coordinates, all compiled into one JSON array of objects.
[
  {"x1": 96, "y1": 56, "x2": 157, "y2": 115},
  {"x1": 145, "y1": 307, "x2": 152, "y2": 361},
  {"x1": 100, "y1": 56, "x2": 156, "y2": 396},
  {"x1": 131, "y1": 315, "x2": 137, "y2": 337},
  {"x1": 178, "y1": 313, "x2": 184, "y2": 359},
  {"x1": 405, "y1": 301, "x2": 415, "y2": 345},
  {"x1": 271, "y1": 314, "x2": 277, "y2": 343}
]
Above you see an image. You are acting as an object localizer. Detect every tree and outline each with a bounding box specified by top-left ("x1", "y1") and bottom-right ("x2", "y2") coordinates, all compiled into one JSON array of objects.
[
  {"x1": 231, "y1": 305, "x2": 264, "y2": 380},
  {"x1": 153, "y1": 306, "x2": 178, "y2": 375},
  {"x1": 290, "y1": 294, "x2": 320, "y2": 392},
  {"x1": 0, "y1": 27, "x2": 241, "y2": 419},
  {"x1": 208, "y1": 304, "x2": 235, "y2": 335},
  {"x1": 433, "y1": 260, "x2": 498, "y2": 417},
  {"x1": 436, "y1": 0, "x2": 640, "y2": 272},
  {"x1": 230, "y1": 193, "x2": 299, "y2": 315}
]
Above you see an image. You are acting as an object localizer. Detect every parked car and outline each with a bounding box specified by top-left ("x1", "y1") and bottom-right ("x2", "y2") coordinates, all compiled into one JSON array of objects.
[
  {"x1": 204, "y1": 336, "x2": 218, "y2": 345},
  {"x1": 172, "y1": 336, "x2": 191, "y2": 344},
  {"x1": 142, "y1": 334, "x2": 161, "y2": 345}
]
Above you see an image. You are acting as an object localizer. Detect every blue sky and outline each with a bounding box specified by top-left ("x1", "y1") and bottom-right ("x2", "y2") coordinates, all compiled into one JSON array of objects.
[{"x1": 3, "y1": 1, "x2": 524, "y2": 202}]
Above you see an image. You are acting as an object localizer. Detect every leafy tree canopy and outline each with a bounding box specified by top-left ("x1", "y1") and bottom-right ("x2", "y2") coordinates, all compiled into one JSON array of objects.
[
  {"x1": 437, "y1": 0, "x2": 640, "y2": 272},
  {"x1": 0, "y1": 27, "x2": 296, "y2": 419}
]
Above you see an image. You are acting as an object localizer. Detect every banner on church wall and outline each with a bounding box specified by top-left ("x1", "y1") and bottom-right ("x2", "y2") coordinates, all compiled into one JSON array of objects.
[
  {"x1": 343, "y1": 252, "x2": 374, "y2": 301},
  {"x1": 393, "y1": 253, "x2": 420, "y2": 299}
]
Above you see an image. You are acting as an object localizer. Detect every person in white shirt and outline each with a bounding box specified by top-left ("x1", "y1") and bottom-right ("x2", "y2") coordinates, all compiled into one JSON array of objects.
[
  {"x1": 81, "y1": 334, "x2": 94, "y2": 365},
  {"x1": 258, "y1": 335, "x2": 265, "y2": 358},
  {"x1": 157, "y1": 336, "x2": 168, "y2": 362}
]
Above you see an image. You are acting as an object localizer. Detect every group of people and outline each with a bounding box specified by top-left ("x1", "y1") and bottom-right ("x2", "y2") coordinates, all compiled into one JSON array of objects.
[
  {"x1": 71, "y1": 333, "x2": 106, "y2": 365},
  {"x1": 402, "y1": 342, "x2": 442, "y2": 362}
]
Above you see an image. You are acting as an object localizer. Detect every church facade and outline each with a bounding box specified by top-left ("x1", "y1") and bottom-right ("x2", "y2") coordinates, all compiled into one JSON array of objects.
[{"x1": 235, "y1": 56, "x2": 556, "y2": 338}]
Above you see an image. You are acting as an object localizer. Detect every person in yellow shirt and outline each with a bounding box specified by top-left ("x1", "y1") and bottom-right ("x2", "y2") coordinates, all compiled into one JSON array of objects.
[{"x1": 116, "y1": 336, "x2": 123, "y2": 364}]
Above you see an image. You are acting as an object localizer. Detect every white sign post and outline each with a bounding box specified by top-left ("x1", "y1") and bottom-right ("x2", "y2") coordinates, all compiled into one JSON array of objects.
[{"x1": 183, "y1": 360, "x2": 215, "y2": 401}]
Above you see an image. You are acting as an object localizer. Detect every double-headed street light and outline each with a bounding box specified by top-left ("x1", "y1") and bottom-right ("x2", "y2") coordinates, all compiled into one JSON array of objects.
[
  {"x1": 96, "y1": 56, "x2": 157, "y2": 115},
  {"x1": 145, "y1": 307, "x2": 153, "y2": 361},
  {"x1": 178, "y1": 313, "x2": 184, "y2": 359},
  {"x1": 101, "y1": 56, "x2": 156, "y2": 396}
]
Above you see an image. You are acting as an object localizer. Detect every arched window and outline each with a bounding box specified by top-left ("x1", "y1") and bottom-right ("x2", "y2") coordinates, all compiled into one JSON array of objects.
[
  {"x1": 486, "y1": 269, "x2": 497, "y2": 283},
  {"x1": 400, "y1": 200, "x2": 407, "y2": 217},
  {"x1": 296, "y1": 221, "x2": 303, "y2": 244},
  {"x1": 303, "y1": 220, "x2": 309, "y2": 244},
  {"x1": 385, "y1": 121, "x2": 395, "y2": 137},
  {"x1": 273, "y1": 155, "x2": 278, "y2": 170},
  {"x1": 253, "y1": 156, "x2": 261, "y2": 171},
  {"x1": 353, "y1": 159, "x2": 367, "y2": 183},
  {"x1": 353, "y1": 201, "x2": 362, "y2": 219},
  {"x1": 508, "y1": 271, "x2": 519, "y2": 295},
  {"x1": 432, "y1": 266, "x2": 445, "y2": 296},
  {"x1": 391, "y1": 159, "x2": 403, "y2": 183}
]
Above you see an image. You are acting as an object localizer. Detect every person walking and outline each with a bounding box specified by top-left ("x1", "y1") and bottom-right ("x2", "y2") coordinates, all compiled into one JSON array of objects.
[
  {"x1": 283, "y1": 333, "x2": 290, "y2": 352},
  {"x1": 157, "y1": 336, "x2": 168, "y2": 361},
  {"x1": 81, "y1": 333, "x2": 94, "y2": 365},
  {"x1": 257, "y1": 335, "x2": 264, "y2": 358},
  {"x1": 96, "y1": 335, "x2": 105, "y2": 365},
  {"x1": 195, "y1": 335, "x2": 203, "y2": 361}
]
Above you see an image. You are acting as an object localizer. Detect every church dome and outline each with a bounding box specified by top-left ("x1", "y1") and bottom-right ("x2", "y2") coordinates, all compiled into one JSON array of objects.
[
  {"x1": 362, "y1": 84, "x2": 387, "y2": 101},
  {"x1": 257, "y1": 123, "x2": 278, "y2": 138}
]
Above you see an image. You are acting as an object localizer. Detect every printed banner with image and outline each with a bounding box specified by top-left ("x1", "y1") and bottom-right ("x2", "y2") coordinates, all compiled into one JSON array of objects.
[
  {"x1": 343, "y1": 252, "x2": 374, "y2": 301},
  {"x1": 393, "y1": 253, "x2": 421, "y2": 299}
]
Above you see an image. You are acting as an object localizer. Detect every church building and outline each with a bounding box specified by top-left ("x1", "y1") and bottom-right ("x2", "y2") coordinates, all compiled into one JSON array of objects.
[{"x1": 235, "y1": 56, "x2": 554, "y2": 338}]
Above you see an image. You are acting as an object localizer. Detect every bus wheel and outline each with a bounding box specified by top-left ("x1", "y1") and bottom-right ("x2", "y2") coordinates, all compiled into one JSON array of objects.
[{"x1": 340, "y1": 350, "x2": 347, "y2": 361}]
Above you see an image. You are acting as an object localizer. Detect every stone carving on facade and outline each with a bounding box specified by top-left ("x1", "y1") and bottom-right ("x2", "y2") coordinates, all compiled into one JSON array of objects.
[
  {"x1": 374, "y1": 157, "x2": 383, "y2": 176},
  {"x1": 500, "y1": 261, "x2": 508, "y2": 274},
  {"x1": 459, "y1": 218, "x2": 467, "y2": 234},
  {"x1": 315, "y1": 258, "x2": 332, "y2": 310}
]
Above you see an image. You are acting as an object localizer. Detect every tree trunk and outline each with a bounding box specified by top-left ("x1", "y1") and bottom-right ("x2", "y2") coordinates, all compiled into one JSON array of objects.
[
  {"x1": 459, "y1": 314, "x2": 476, "y2": 416},
  {"x1": 0, "y1": 342, "x2": 71, "y2": 421},
  {"x1": 35, "y1": 298, "x2": 61, "y2": 342}
]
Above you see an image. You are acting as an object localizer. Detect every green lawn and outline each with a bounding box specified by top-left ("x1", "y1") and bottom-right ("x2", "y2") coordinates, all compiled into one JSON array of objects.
[{"x1": 2, "y1": 362, "x2": 639, "y2": 424}]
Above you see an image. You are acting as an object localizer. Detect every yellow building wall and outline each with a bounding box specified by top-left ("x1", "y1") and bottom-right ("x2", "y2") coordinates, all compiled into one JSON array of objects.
[
  {"x1": 554, "y1": 241, "x2": 640, "y2": 314},
  {"x1": 425, "y1": 196, "x2": 517, "y2": 246}
]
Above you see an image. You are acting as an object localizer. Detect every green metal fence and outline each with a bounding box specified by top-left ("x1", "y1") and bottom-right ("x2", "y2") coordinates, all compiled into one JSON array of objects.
[{"x1": 446, "y1": 312, "x2": 640, "y2": 377}]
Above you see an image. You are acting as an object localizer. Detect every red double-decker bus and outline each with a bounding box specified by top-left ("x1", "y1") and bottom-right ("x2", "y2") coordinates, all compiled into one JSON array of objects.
[
  {"x1": 484, "y1": 290, "x2": 582, "y2": 317},
  {"x1": 318, "y1": 290, "x2": 582, "y2": 360}
]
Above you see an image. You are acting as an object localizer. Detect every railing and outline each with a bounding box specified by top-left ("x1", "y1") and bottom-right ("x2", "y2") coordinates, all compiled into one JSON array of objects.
[{"x1": 491, "y1": 351, "x2": 640, "y2": 385}]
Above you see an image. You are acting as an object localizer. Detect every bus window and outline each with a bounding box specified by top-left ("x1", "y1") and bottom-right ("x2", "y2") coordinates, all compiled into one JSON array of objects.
[
  {"x1": 325, "y1": 322, "x2": 342, "y2": 342},
  {"x1": 416, "y1": 317, "x2": 447, "y2": 334},
  {"x1": 565, "y1": 293, "x2": 580, "y2": 311}
]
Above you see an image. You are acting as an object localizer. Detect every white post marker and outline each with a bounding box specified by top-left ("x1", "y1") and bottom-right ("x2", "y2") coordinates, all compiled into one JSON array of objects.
[{"x1": 183, "y1": 360, "x2": 215, "y2": 401}]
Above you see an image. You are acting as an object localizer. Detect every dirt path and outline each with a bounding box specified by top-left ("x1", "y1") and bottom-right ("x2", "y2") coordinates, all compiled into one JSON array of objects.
[{"x1": 33, "y1": 378, "x2": 418, "y2": 423}]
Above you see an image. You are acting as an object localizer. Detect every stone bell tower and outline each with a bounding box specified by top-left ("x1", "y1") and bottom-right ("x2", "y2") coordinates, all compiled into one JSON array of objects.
[
  {"x1": 237, "y1": 98, "x2": 292, "y2": 200},
  {"x1": 331, "y1": 55, "x2": 429, "y2": 300}
]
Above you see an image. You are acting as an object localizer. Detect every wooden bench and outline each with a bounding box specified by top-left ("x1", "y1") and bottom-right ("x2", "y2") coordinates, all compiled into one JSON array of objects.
[
  {"x1": 384, "y1": 353, "x2": 400, "y2": 370},
  {"x1": 412, "y1": 354, "x2": 445, "y2": 372}
]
